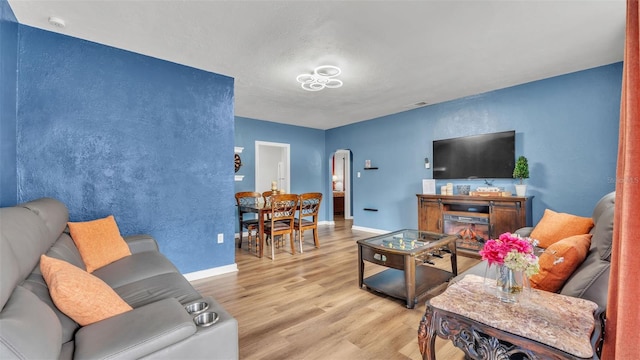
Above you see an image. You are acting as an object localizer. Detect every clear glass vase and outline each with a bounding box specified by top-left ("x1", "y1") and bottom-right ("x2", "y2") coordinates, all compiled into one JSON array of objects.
[{"x1": 495, "y1": 264, "x2": 528, "y2": 303}]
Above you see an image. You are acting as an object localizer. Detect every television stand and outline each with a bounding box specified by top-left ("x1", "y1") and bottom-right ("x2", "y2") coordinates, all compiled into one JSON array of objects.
[{"x1": 416, "y1": 194, "x2": 533, "y2": 258}]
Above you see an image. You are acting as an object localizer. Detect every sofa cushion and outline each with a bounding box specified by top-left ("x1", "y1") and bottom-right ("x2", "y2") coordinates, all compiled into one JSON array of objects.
[
  {"x1": 21, "y1": 198, "x2": 69, "y2": 243},
  {"x1": 113, "y1": 272, "x2": 203, "y2": 308},
  {"x1": 560, "y1": 252, "x2": 610, "y2": 307},
  {"x1": 0, "y1": 239, "x2": 20, "y2": 311},
  {"x1": 21, "y1": 271, "x2": 79, "y2": 344},
  {"x1": 47, "y1": 233, "x2": 87, "y2": 270},
  {"x1": 73, "y1": 298, "x2": 196, "y2": 360},
  {"x1": 591, "y1": 205, "x2": 615, "y2": 261},
  {"x1": 530, "y1": 209, "x2": 594, "y2": 248},
  {"x1": 1, "y1": 206, "x2": 53, "y2": 308},
  {"x1": 530, "y1": 234, "x2": 591, "y2": 292},
  {"x1": 92, "y1": 251, "x2": 182, "y2": 289},
  {"x1": 68, "y1": 215, "x2": 132, "y2": 273},
  {"x1": 0, "y1": 286, "x2": 62, "y2": 359},
  {"x1": 40, "y1": 255, "x2": 133, "y2": 326}
]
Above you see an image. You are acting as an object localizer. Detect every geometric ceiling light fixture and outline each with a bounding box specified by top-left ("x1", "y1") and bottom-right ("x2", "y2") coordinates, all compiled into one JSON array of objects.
[{"x1": 296, "y1": 65, "x2": 343, "y2": 91}]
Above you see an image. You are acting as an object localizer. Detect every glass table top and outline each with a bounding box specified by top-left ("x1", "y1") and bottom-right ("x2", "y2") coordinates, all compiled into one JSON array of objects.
[{"x1": 358, "y1": 229, "x2": 456, "y2": 253}]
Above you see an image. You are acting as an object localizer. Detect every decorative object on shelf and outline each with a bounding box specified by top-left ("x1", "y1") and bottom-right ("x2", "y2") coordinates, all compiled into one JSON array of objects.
[
  {"x1": 234, "y1": 147, "x2": 244, "y2": 181},
  {"x1": 469, "y1": 190, "x2": 512, "y2": 197},
  {"x1": 479, "y1": 232, "x2": 539, "y2": 303},
  {"x1": 422, "y1": 179, "x2": 436, "y2": 195},
  {"x1": 475, "y1": 186, "x2": 500, "y2": 192},
  {"x1": 440, "y1": 183, "x2": 454, "y2": 195},
  {"x1": 471, "y1": 186, "x2": 510, "y2": 197},
  {"x1": 456, "y1": 185, "x2": 471, "y2": 195},
  {"x1": 513, "y1": 155, "x2": 530, "y2": 197},
  {"x1": 365, "y1": 159, "x2": 371, "y2": 168},
  {"x1": 296, "y1": 65, "x2": 343, "y2": 91},
  {"x1": 234, "y1": 154, "x2": 242, "y2": 173}
]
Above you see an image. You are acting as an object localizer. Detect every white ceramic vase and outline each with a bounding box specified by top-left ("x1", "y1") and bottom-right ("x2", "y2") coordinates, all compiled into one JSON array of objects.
[{"x1": 515, "y1": 184, "x2": 527, "y2": 197}]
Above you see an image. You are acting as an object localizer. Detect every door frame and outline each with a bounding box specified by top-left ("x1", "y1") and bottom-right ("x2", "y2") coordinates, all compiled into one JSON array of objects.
[
  {"x1": 255, "y1": 141, "x2": 291, "y2": 193},
  {"x1": 332, "y1": 149, "x2": 353, "y2": 220}
]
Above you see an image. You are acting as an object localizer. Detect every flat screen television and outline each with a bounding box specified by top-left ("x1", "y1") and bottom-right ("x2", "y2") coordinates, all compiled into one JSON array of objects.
[{"x1": 432, "y1": 130, "x2": 515, "y2": 179}]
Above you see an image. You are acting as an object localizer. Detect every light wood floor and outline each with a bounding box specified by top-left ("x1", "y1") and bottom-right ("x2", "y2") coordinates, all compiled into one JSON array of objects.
[{"x1": 191, "y1": 219, "x2": 480, "y2": 360}]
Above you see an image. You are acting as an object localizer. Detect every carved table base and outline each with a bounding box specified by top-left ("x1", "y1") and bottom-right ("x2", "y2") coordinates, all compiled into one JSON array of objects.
[{"x1": 417, "y1": 275, "x2": 603, "y2": 360}]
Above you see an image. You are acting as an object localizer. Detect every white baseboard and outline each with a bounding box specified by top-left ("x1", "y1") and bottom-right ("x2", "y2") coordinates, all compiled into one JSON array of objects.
[
  {"x1": 351, "y1": 225, "x2": 389, "y2": 234},
  {"x1": 184, "y1": 263, "x2": 238, "y2": 281}
]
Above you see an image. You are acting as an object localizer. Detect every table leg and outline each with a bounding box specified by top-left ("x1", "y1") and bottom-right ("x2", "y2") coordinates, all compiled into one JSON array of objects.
[
  {"x1": 405, "y1": 255, "x2": 416, "y2": 309},
  {"x1": 237, "y1": 210, "x2": 244, "y2": 249},
  {"x1": 417, "y1": 306, "x2": 437, "y2": 360},
  {"x1": 448, "y1": 241, "x2": 458, "y2": 276},
  {"x1": 358, "y1": 245, "x2": 364, "y2": 288},
  {"x1": 258, "y1": 209, "x2": 266, "y2": 258}
]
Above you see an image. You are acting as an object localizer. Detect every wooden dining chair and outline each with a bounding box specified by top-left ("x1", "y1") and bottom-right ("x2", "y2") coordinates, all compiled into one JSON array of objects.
[
  {"x1": 262, "y1": 193, "x2": 298, "y2": 260},
  {"x1": 262, "y1": 190, "x2": 277, "y2": 207},
  {"x1": 260, "y1": 190, "x2": 277, "y2": 245},
  {"x1": 234, "y1": 191, "x2": 262, "y2": 254},
  {"x1": 294, "y1": 193, "x2": 323, "y2": 253}
]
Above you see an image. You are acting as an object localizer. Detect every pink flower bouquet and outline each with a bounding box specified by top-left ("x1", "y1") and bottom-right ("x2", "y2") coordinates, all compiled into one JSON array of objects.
[{"x1": 479, "y1": 232, "x2": 539, "y2": 277}]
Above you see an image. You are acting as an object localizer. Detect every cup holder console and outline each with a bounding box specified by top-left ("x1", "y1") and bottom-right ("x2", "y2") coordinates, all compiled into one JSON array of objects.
[
  {"x1": 185, "y1": 301, "x2": 209, "y2": 315},
  {"x1": 185, "y1": 300, "x2": 219, "y2": 327},
  {"x1": 193, "y1": 311, "x2": 219, "y2": 327}
]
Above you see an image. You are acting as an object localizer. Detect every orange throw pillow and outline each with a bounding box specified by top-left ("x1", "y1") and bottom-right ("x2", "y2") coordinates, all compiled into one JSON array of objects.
[
  {"x1": 40, "y1": 255, "x2": 132, "y2": 326},
  {"x1": 68, "y1": 215, "x2": 131, "y2": 273},
  {"x1": 530, "y1": 209, "x2": 594, "y2": 248},
  {"x1": 530, "y1": 234, "x2": 592, "y2": 293}
]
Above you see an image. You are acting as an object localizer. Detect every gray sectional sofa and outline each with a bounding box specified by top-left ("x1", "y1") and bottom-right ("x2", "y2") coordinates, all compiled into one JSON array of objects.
[{"x1": 0, "y1": 198, "x2": 238, "y2": 359}]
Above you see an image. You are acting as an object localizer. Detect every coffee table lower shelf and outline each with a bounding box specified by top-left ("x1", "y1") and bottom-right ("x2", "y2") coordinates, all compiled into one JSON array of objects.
[
  {"x1": 362, "y1": 266, "x2": 453, "y2": 307},
  {"x1": 456, "y1": 247, "x2": 482, "y2": 259}
]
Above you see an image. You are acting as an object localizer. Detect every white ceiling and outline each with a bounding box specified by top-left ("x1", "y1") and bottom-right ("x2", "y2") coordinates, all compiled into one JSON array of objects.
[{"x1": 8, "y1": 0, "x2": 626, "y2": 130}]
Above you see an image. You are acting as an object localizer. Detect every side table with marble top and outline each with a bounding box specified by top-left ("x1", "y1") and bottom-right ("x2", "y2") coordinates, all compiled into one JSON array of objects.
[{"x1": 418, "y1": 275, "x2": 603, "y2": 360}]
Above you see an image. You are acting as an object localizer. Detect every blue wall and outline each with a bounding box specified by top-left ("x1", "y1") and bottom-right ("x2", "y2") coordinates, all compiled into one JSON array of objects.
[
  {"x1": 326, "y1": 63, "x2": 622, "y2": 231},
  {"x1": 1, "y1": 3, "x2": 622, "y2": 272},
  {"x1": 234, "y1": 116, "x2": 327, "y2": 227},
  {"x1": 0, "y1": 0, "x2": 18, "y2": 206},
  {"x1": 14, "y1": 26, "x2": 236, "y2": 273}
]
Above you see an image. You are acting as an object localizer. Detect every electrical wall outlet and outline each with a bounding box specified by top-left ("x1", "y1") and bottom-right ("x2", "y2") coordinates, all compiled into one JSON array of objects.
[{"x1": 217, "y1": 233, "x2": 224, "y2": 244}]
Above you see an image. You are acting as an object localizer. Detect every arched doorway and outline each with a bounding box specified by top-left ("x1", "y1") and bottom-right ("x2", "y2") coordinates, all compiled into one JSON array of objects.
[{"x1": 331, "y1": 149, "x2": 352, "y2": 225}]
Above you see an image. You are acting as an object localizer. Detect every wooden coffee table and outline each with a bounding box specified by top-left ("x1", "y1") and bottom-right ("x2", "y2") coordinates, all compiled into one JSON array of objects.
[{"x1": 357, "y1": 229, "x2": 458, "y2": 309}]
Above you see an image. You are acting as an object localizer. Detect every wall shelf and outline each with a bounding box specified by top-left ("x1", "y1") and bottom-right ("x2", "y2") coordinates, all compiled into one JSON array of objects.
[
  {"x1": 234, "y1": 147, "x2": 244, "y2": 181},
  {"x1": 364, "y1": 167, "x2": 379, "y2": 170}
]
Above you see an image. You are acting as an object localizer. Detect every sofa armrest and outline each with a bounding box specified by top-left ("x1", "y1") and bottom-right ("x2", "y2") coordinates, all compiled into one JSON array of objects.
[
  {"x1": 124, "y1": 234, "x2": 159, "y2": 253},
  {"x1": 73, "y1": 298, "x2": 196, "y2": 359},
  {"x1": 514, "y1": 227, "x2": 534, "y2": 238}
]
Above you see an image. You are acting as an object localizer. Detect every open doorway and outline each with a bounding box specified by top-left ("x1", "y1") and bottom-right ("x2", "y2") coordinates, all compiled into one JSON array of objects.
[
  {"x1": 255, "y1": 141, "x2": 290, "y2": 193},
  {"x1": 331, "y1": 149, "x2": 352, "y2": 225}
]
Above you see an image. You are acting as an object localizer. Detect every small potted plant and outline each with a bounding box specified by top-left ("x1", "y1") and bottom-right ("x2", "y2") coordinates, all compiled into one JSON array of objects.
[{"x1": 513, "y1": 156, "x2": 529, "y2": 196}]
